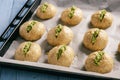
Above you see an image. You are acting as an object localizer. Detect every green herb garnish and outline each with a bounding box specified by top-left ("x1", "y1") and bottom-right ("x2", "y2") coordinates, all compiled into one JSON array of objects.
[
  {"x1": 23, "y1": 42, "x2": 31, "y2": 56},
  {"x1": 26, "y1": 21, "x2": 36, "y2": 33},
  {"x1": 68, "y1": 6, "x2": 76, "y2": 19},
  {"x1": 41, "y1": 2, "x2": 48, "y2": 13},
  {"x1": 57, "y1": 45, "x2": 66, "y2": 60},
  {"x1": 91, "y1": 29, "x2": 100, "y2": 44},
  {"x1": 94, "y1": 51, "x2": 104, "y2": 66},
  {"x1": 55, "y1": 24, "x2": 63, "y2": 38},
  {"x1": 99, "y1": 9, "x2": 107, "y2": 22}
]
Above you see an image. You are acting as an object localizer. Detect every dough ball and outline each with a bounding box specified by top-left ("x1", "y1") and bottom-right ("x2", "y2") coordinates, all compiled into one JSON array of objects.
[
  {"x1": 19, "y1": 20, "x2": 45, "y2": 41},
  {"x1": 118, "y1": 43, "x2": 120, "y2": 53},
  {"x1": 36, "y1": 2, "x2": 57, "y2": 19},
  {"x1": 91, "y1": 9, "x2": 113, "y2": 29},
  {"x1": 14, "y1": 42, "x2": 41, "y2": 62},
  {"x1": 61, "y1": 6, "x2": 83, "y2": 26},
  {"x1": 48, "y1": 45, "x2": 75, "y2": 67},
  {"x1": 85, "y1": 51, "x2": 113, "y2": 74},
  {"x1": 83, "y1": 28, "x2": 108, "y2": 51},
  {"x1": 47, "y1": 24, "x2": 73, "y2": 46}
]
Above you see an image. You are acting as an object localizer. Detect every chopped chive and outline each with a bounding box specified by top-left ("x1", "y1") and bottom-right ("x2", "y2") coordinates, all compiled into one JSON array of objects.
[
  {"x1": 57, "y1": 45, "x2": 66, "y2": 60},
  {"x1": 26, "y1": 21, "x2": 36, "y2": 33},
  {"x1": 23, "y1": 42, "x2": 31, "y2": 56},
  {"x1": 68, "y1": 6, "x2": 76, "y2": 19},
  {"x1": 41, "y1": 2, "x2": 48, "y2": 13},
  {"x1": 55, "y1": 24, "x2": 63, "y2": 38},
  {"x1": 91, "y1": 29, "x2": 100, "y2": 44},
  {"x1": 94, "y1": 51, "x2": 104, "y2": 66},
  {"x1": 99, "y1": 9, "x2": 107, "y2": 22}
]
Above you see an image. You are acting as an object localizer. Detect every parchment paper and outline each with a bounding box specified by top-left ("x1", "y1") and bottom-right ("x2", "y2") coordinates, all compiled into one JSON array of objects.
[{"x1": 3, "y1": 0, "x2": 120, "y2": 79}]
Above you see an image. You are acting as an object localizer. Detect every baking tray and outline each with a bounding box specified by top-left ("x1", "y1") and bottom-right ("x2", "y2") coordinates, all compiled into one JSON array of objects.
[
  {"x1": 0, "y1": 0, "x2": 120, "y2": 80},
  {"x1": 0, "y1": 0, "x2": 42, "y2": 56}
]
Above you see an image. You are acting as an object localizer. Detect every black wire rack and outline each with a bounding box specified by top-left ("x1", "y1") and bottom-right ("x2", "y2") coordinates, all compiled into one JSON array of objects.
[{"x1": 0, "y1": 0, "x2": 41, "y2": 56}]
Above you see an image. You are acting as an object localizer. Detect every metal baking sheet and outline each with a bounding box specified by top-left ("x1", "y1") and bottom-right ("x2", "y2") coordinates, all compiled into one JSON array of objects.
[{"x1": 1, "y1": 0, "x2": 120, "y2": 79}]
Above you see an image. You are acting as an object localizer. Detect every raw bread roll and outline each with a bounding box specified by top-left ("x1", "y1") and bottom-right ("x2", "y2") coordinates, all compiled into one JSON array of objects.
[
  {"x1": 36, "y1": 2, "x2": 57, "y2": 19},
  {"x1": 14, "y1": 42, "x2": 41, "y2": 62},
  {"x1": 19, "y1": 20, "x2": 45, "y2": 41},
  {"x1": 118, "y1": 43, "x2": 120, "y2": 53},
  {"x1": 61, "y1": 6, "x2": 83, "y2": 26},
  {"x1": 83, "y1": 28, "x2": 108, "y2": 51},
  {"x1": 91, "y1": 9, "x2": 113, "y2": 29},
  {"x1": 48, "y1": 45, "x2": 75, "y2": 67},
  {"x1": 85, "y1": 51, "x2": 113, "y2": 74},
  {"x1": 47, "y1": 24, "x2": 73, "y2": 46}
]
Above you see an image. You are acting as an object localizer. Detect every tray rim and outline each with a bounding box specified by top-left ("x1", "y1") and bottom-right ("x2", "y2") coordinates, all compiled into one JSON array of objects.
[{"x1": 0, "y1": 57, "x2": 119, "y2": 80}]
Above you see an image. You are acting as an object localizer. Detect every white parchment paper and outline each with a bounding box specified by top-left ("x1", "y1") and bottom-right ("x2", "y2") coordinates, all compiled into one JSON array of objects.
[{"x1": 3, "y1": 0, "x2": 120, "y2": 79}]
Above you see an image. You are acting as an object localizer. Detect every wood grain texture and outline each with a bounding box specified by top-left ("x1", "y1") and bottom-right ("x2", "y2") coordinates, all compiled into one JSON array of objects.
[{"x1": 0, "y1": 66, "x2": 84, "y2": 80}]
